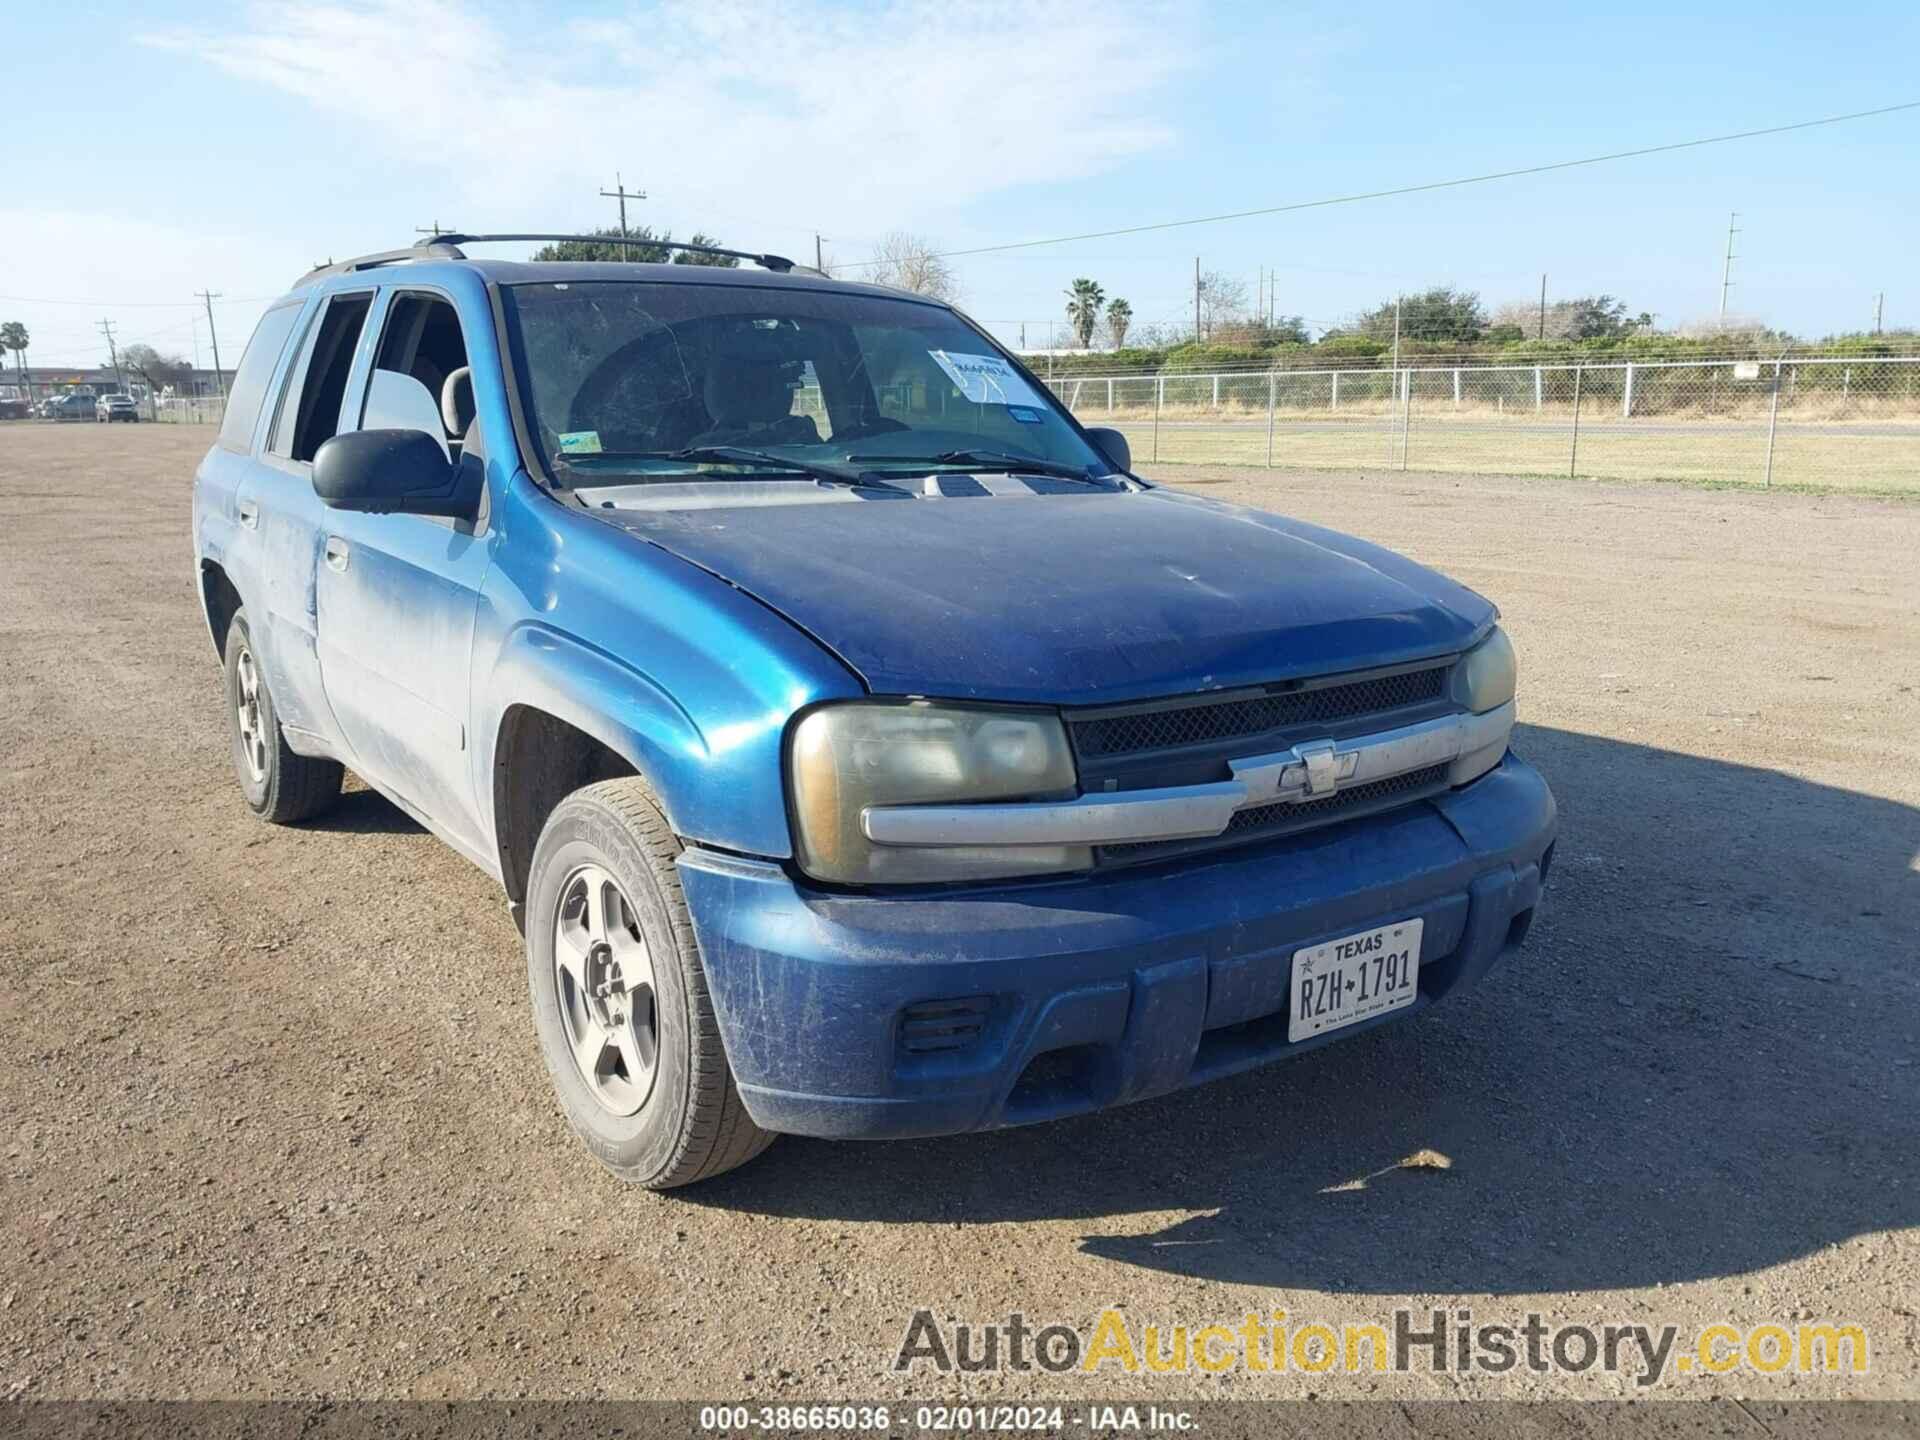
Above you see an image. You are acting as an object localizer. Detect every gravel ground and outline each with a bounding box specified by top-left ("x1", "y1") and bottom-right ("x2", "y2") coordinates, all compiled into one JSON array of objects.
[{"x1": 1, "y1": 424, "x2": 1915, "y2": 1404}]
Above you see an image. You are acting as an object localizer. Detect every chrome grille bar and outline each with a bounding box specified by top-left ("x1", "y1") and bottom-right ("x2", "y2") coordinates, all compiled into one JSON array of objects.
[{"x1": 863, "y1": 703, "x2": 1513, "y2": 850}]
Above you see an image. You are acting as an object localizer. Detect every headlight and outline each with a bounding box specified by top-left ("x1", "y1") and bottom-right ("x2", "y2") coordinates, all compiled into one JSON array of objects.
[
  {"x1": 1454, "y1": 625, "x2": 1517, "y2": 714},
  {"x1": 1450, "y1": 626, "x2": 1517, "y2": 785},
  {"x1": 789, "y1": 702, "x2": 1089, "y2": 884}
]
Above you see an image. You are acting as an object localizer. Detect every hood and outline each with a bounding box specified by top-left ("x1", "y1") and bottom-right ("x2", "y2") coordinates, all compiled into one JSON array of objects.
[{"x1": 602, "y1": 486, "x2": 1495, "y2": 705}]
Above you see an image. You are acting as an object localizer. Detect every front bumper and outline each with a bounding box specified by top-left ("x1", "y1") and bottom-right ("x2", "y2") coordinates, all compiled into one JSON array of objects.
[{"x1": 679, "y1": 754, "x2": 1556, "y2": 1140}]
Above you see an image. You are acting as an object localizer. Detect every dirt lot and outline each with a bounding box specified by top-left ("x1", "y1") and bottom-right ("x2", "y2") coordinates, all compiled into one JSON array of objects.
[{"x1": 2, "y1": 423, "x2": 1916, "y2": 1403}]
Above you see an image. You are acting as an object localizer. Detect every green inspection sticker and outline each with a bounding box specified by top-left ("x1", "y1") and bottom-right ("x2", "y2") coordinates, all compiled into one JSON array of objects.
[{"x1": 557, "y1": 430, "x2": 603, "y2": 454}]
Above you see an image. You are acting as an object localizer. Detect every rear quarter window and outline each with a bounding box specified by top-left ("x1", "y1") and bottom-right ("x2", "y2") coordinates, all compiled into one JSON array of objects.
[{"x1": 218, "y1": 301, "x2": 304, "y2": 452}]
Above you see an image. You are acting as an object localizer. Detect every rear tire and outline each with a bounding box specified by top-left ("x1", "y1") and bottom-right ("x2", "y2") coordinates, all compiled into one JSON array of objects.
[
  {"x1": 223, "y1": 610, "x2": 342, "y2": 823},
  {"x1": 525, "y1": 778, "x2": 774, "y2": 1188}
]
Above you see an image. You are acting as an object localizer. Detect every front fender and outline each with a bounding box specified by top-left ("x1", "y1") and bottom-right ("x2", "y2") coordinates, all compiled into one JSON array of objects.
[
  {"x1": 479, "y1": 621, "x2": 707, "y2": 830},
  {"x1": 471, "y1": 473, "x2": 865, "y2": 861}
]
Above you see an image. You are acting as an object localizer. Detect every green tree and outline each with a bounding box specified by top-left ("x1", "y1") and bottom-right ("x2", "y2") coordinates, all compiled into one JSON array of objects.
[
  {"x1": 1065, "y1": 278, "x2": 1106, "y2": 348},
  {"x1": 1105, "y1": 298, "x2": 1132, "y2": 348},
  {"x1": 0, "y1": 321, "x2": 28, "y2": 390},
  {"x1": 1315, "y1": 332, "x2": 1388, "y2": 360},
  {"x1": 1355, "y1": 286, "x2": 1487, "y2": 344},
  {"x1": 529, "y1": 226, "x2": 739, "y2": 266},
  {"x1": 1562, "y1": 295, "x2": 1631, "y2": 340}
]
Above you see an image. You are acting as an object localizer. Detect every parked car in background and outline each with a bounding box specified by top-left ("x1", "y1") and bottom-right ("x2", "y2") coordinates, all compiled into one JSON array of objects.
[
  {"x1": 47, "y1": 393, "x2": 95, "y2": 421},
  {"x1": 97, "y1": 394, "x2": 139, "y2": 423},
  {"x1": 193, "y1": 233, "x2": 1555, "y2": 1188},
  {"x1": 0, "y1": 387, "x2": 29, "y2": 420}
]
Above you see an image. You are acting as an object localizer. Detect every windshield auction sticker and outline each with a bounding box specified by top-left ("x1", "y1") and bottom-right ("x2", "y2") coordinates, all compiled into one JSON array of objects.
[{"x1": 927, "y1": 350, "x2": 1049, "y2": 409}]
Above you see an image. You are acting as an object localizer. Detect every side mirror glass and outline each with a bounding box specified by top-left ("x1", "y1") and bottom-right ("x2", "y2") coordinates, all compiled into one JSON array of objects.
[
  {"x1": 312, "y1": 430, "x2": 471, "y2": 517},
  {"x1": 1084, "y1": 426, "x2": 1131, "y2": 475}
]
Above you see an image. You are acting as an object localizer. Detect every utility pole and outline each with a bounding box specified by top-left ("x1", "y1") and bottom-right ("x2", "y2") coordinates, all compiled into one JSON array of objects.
[
  {"x1": 1537, "y1": 273, "x2": 1547, "y2": 340},
  {"x1": 197, "y1": 291, "x2": 225, "y2": 396},
  {"x1": 1269, "y1": 264, "x2": 1276, "y2": 329},
  {"x1": 815, "y1": 234, "x2": 826, "y2": 275},
  {"x1": 98, "y1": 319, "x2": 124, "y2": 394},
  {"x1": 1194, "y1": 257, "x2": 1202, "y2": 341},
  {"x1": 1391, "y1": 295, "x2": 1402, "y2": 372},
  {"x1": 1719, "y1": 211, "x2": 1740, "y2": 319},
  {"x1": 599, "y1": 172, "x2": 646, "y2": 241},
  {"x1": 1874, "y1": 292, "x2": 1885, "y2": 334}
]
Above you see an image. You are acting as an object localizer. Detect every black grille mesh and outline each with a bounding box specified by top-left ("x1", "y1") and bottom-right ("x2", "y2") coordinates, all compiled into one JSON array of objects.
[
  {"x1": 1072, "y1": 666, "x2": 1448, "y2": 759},
  {"x1": 1224, "y1": 763, "x2": 1449, "y2": 834},
  {"x1": 1097, "y1": 763, "x2": 1450, "y2": 865}
]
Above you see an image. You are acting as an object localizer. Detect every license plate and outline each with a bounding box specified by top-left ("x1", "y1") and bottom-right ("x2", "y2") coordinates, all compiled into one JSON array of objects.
[{"x1": 1288, "y1": 919, "x2": 1423, "y2": 1043}]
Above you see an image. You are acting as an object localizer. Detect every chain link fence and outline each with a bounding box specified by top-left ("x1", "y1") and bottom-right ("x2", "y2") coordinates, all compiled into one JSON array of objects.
[
  {"x1": 1041, "y1": 355, "x2": 1920, "y2": 493},
  {"x1": 148, "y1": 394, "x2": 227, "y2": 426}
]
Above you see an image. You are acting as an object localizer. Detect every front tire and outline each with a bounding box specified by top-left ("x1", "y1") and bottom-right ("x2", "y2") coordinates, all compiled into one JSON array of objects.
[
  {"x1": 526, "y1": 778, "x2": 773, "y2": 1188},
  {"x1": 223, "y1": 610, "x2": 342, "y2": 823}
]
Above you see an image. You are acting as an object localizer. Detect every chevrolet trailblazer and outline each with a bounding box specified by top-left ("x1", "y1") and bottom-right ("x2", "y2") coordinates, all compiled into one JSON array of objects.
[{"x1": 192, "y1": 233, "x2": 1555, "y2": 1187}]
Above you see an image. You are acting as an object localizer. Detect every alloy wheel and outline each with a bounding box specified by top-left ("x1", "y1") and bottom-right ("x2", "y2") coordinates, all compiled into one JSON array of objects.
[
  {"x1": 234, "y1": 647, "x2": 270, "y2": 785},
  {"x1": 552, "y1": 863, "x2": 660, "y2": 1116}
]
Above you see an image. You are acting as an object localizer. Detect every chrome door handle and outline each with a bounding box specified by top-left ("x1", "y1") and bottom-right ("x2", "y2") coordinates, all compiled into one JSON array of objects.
[
  {"x1": 237, "y1": 500, "x2": 259, "y2": 530},
  {"x1": 324, "y1": 536, "x2": 350, "y2": 572}
]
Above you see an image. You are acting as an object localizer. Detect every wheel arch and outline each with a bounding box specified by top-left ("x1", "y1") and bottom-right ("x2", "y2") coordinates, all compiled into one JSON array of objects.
[
  {"x1": 491, "y1": 703, "x2": 653, "y2": 915},
  {"x1": 199, "y1": 559, "x2": 245, "y2": 660}
]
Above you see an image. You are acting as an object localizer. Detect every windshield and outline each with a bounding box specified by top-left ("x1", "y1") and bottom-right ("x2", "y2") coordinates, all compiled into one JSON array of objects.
[{"x1": 499, "y1": 280, "x2": 1111, "y2": 484}]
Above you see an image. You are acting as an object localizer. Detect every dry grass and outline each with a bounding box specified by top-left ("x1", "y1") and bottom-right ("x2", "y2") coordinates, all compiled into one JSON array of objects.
[
  {"x1": 1098, "y1": 415, "x2": 1920, "y2": 493},
  {"x1": 1080, "y1": 398, "x2": 1920, "y2": 426}
]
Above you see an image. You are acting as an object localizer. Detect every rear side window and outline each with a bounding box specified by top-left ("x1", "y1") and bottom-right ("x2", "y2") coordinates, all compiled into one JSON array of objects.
[
  {"x1": 218, "y1": 302, "x2": 303, "y2": 452},
  {"x1": 268, "y1": 293, "x2": 372, "y2": 462}
]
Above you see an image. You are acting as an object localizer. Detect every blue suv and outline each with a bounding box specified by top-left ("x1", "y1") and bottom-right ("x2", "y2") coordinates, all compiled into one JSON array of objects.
[{"x1": 193, "y1": 235, "x2": 1555, "y2": 1187}]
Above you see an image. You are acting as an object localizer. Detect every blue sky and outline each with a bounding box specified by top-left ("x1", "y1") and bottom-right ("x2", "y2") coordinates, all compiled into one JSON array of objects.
[{"x1": 4, "y1": 1, "x2": 1916, "y2": 368}]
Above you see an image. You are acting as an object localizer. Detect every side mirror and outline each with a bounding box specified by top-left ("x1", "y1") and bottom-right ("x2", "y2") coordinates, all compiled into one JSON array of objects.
[
  {"x1": 1084, "y1": 426, "x2": 1131, "y2": 475},
  {"x1": 313, "y1": 430, "x2": 472, "y2": 518}
]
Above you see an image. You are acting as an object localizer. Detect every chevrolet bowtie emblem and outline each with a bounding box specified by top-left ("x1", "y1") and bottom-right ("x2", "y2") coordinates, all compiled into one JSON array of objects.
[
  {"x1": 1230, "y1": 739, "x2": 1361, "y2": 804},
  {"x1": 1287, "y1": 739, "x2": 1360, "y2": 798}
]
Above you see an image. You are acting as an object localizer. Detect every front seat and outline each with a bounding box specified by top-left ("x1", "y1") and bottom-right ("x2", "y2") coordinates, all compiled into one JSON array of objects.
[
  {"x1": 440, "y1": 366, "x2": 475, "y2": 442},
  {"x1": 685, "y1": 333, "x2": 820, "y2": 449}
]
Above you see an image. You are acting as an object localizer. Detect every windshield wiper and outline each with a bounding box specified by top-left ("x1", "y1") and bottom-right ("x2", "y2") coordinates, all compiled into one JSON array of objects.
[
  {"x1": 569, "y1": 446, "x2": 910, "y2": 494},
  {"x1": 848, "y1": 448, "x2": 1111, "y2": 484}
]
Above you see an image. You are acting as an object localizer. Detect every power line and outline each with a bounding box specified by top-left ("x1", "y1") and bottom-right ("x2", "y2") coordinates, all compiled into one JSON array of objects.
[
  {"x1": 198, "y1": 291, "x2": 227, "y2": 397},
  {"x1": 0, "y1": 292, "x2": 276, "y2": 308},
  {"x1": 1719, "y1": 212, "x2": 1740, "y2": 318},
  {"x1": 836, "y1": 99, "x2": 1920, "y2": 269},
  {"x1": 98, "y1": 319, "x2": 124, "y2": 393},
  {"x1": 600, "y1": 173, "x2": 647, "y2": 239}
]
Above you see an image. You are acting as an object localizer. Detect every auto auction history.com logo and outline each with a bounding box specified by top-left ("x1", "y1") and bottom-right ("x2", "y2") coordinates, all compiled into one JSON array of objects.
[{"x1": 892, "y1": 1308, "x2": 1869, "y2": 1387}]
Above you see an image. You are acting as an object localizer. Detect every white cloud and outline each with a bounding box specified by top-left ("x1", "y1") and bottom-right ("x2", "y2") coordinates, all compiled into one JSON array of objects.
[{"x1": 146, "y1": 0, "x2": 1196, "y2": 249}]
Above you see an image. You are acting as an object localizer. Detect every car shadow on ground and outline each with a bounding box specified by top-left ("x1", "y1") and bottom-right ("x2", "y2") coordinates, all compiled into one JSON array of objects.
[
  {"x1": 299, "y1": 783, "x2": 426, "y2": 836},
  {"x1": 684, "y1": 724, "x2": 1920, "y2": 1295}
]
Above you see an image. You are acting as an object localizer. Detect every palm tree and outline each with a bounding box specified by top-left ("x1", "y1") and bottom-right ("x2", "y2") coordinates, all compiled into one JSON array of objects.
[
  {"x1": 1065, "y1": 278, "x2": 1105, "y2": 349},
  {"x1": 1105, "y1": 298, "x2": 1132, "y2": 349},
  {"x1": 0, "y1": 322, "x2": 28, "y2": 395}
]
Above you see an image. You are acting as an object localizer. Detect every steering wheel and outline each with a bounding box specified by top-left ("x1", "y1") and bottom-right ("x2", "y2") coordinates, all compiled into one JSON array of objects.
[{"x1": 567, "y1": 333, "x2": 704, "y2": 450}]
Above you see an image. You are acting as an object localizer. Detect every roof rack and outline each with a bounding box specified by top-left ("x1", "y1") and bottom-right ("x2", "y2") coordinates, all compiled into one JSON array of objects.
[
  {"x1": 297, "y1": 240, "x2": 467, "y2": 284},
  {"x1": 297, "y1": 233, "x2": 798, "y2": 286},
  {"x1": 438, "y1": 234, "x2": 797, "y2": 273}
]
